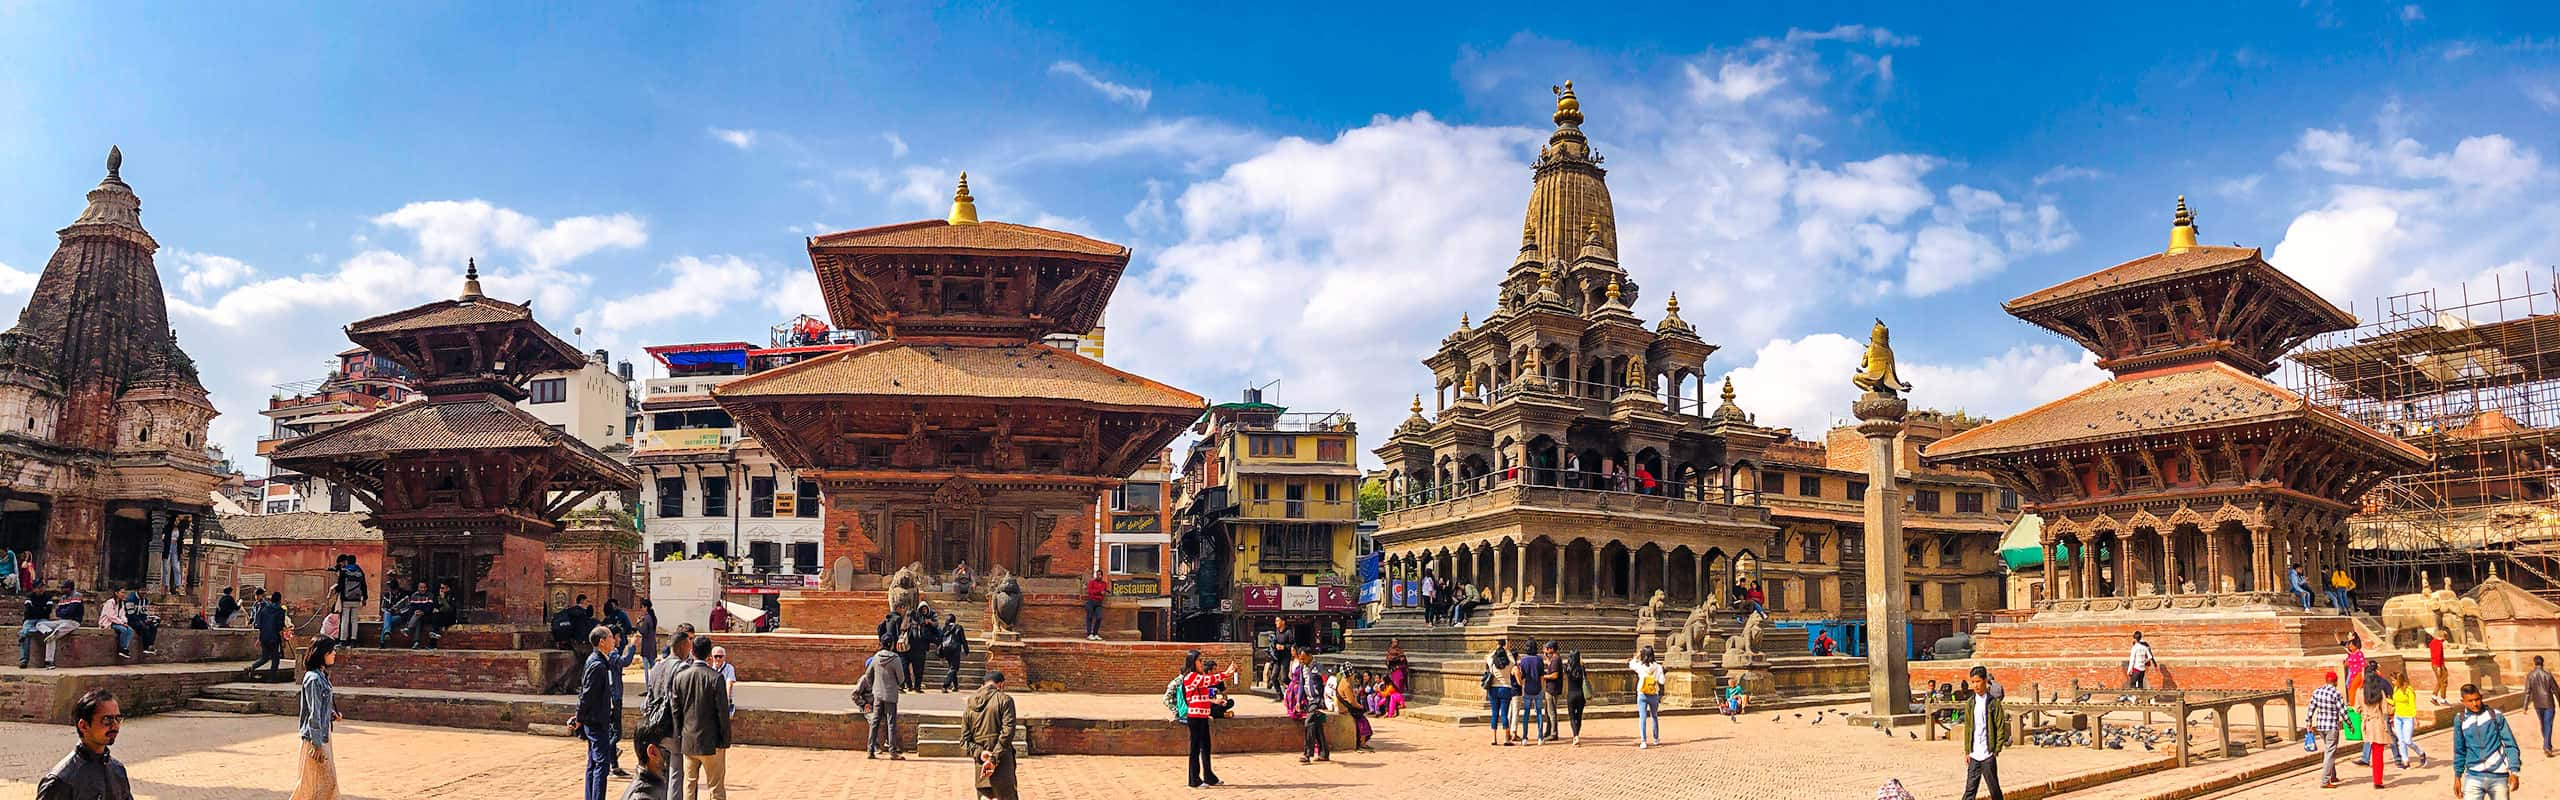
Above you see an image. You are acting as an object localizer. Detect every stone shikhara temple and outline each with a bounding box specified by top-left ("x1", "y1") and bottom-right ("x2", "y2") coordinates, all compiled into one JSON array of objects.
[
  {"x1": 0, "y1": 148, "x2": 224, "y2": 599},
  {"x1": 1344, "y1": 84, "x2": 1862, "y2": 707},
  {"x1": 1915, "y1": 199, "x2": 2432, "y2": 692}
]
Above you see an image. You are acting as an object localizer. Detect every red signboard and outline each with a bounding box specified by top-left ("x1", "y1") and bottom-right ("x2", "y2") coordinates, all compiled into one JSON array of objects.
[{"x1": 1238, "y1": 585, "x2": 1354, "y2": 613}]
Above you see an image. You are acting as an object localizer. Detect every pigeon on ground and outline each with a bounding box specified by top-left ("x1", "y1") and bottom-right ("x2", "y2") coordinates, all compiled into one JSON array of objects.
[{"x1": 1907, "y1": 731, "x2": 1918, "y2": 739}]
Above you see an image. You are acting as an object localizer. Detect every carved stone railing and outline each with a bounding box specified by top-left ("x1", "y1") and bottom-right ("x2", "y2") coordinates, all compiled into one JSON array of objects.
[
  {"x1": 1379, "y1": 482, "x2": 1770, "y2": 530},
  {"x1": 2033, "y1": 591, "x2": 2299, "y2": 615}
]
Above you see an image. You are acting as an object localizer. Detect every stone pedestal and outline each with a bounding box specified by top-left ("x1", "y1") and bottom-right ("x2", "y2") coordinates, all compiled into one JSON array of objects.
[
  {"x1": 983, "y1": 629, "x2": 1027, "y2": 686},
  {"x1": 545, "y1": 515, "x2": 643, "y2": 613},
  {"x1": 1855, "y1": 391, "x2": 1912, "y2": 720}
]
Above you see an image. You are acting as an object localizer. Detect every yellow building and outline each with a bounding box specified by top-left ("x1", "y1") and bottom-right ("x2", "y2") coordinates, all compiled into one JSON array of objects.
[{"x1": 1171, "y1": 389, "x2": 1361, "y2": 644}]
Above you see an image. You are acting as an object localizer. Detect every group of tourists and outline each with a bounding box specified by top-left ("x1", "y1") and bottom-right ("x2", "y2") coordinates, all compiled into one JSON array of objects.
[
  {"x1": 1, "y1": 548, "x2": 39, "y2": 595},
  {"x1": 2307, "y1": 663, "x2": 2527, "y2": 796},
  {"x1": 16, "y1": 581, "x2": 187, "y2": 670},
  {"x1": 1413, "y1": 574, "x2": 1491, "y2": 628},
  {"x1": 875, "y1": 602, "x2": 971, "y2": 693},
  {"x1": 2285, "y1": 562, "x2": 2360, "y2": 614},
  {"x1": 1479, "y1": 638, "x2": 1593, "y2": 746}
]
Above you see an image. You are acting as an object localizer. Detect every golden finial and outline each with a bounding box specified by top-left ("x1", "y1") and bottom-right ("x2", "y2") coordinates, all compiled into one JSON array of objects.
[
  {"x1": 947, "y1": 172, "x2": 980, "y2": 226},
  {"x1": 1460, "y1": 312, "x2": 1470, "y2": 330},
  {"x1": 1666, "y1": 293, "x2": 1682, "y2": 315},
  {"x1": 1410, "y1": 394, "x2": 1424, "y2": 415},
  {"x1": 1462, "y1": 373, "x2": 1478, "y2": 397},
  {"x1": 1606, "y1": 277, "x2": 1623, "y2": 305},
  {"x1": 1551, "y1": 80, "x2": 1583, "y2": 127},
  {"x1": 1538, "y1": 262, "x2": 1559, "y2": 291},
  {"x1": 461, "y1": 257, "x2": 484, "y2": 300},
  {"x1": 2167, "y1": 195, "x2": 2197, "y2": 254},
  {"x1": 1626, "y1": 356, "x2": 1646, "y2": 389},
  {"x1": 1721, "y1": 375, "x2": 1737, "y2": 402},
  {"x1": 1583, "y1": 217, "x2": 1601, "y2": 244}
]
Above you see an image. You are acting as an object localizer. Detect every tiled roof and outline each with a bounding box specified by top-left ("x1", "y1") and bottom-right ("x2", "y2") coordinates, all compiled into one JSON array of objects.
[
  {"x1": 1925, "y1": 361, "x2": 2427, "y2": 462},
  {"x1": 346, "y1": 297, "x2": 535, "y2": 334},
  {"x1": 2006, "y1": 246, "x2": 2352, "y2": 328},
  {"x1": 220, "y1": 511, "x2": 381, "y2": 543},
  {"x1": 270, "y1": 398, "x2": 640, "y2": 486},
  {"x1": 810, "y1": 220, "x2": 1127, "y2": 258},
  {"x1": 715, "y1": 341, "x2": 1204, "y2": 411}
]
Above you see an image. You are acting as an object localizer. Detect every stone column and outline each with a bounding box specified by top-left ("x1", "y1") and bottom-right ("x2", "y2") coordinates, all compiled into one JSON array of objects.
[
  {"x1": 1623, "y1": 547, "x2": 1637, "y2": 602},
  {"x1": 1514, "y1": 544, "x2": 1528, "y2": 605},
  {"x1": 2041, "y1": 541, "x2": 2057, "y2": 605},
  {"x1": 1854, "y1": 390, "x2": 1913, "y2": 720},
  {"x1": 2162, "y1": 532, "x2": 2179, "y2": 595},
  {"x1": 1592, "y1": 547, "x2": 1605, "y2": 604},
  {"x1": 1551, "y1": 548, "x2": 1565, "y2": 604},
  {"x1": 2205, "y1": 534, "x2": 2226, "y2": 594}
]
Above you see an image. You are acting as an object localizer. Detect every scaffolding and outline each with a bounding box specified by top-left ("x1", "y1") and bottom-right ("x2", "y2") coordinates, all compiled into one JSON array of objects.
[{"x1": 2286, "y1": 268, "x2": 2560, "y2": 602}]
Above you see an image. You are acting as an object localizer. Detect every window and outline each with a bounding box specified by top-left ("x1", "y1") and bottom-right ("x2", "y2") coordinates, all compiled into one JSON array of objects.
[
  {"x1": 1248, "y1": 435, "x2": 1296, "y2": 457},
  {"x1": 1322, "y1": 481, "x2": 1340, "y2": 503},
  {"x1": 1798, "y1": 476, "x2": 1822, "y2": 498},
  {"x1": 1110, "y1": 543, "x2": 1162, "y2": 574},
  {"x1": 329, "y1": 483, "x2": 351, "y2": 513},
  {"x1": 1251, "y1": 481, "x2": 1270, "y2": 501},
  {"x1": 790, "y1": 542, "x2": 819, "y2": 574},
  {"x1": 1113, "y1": 482, "x2": 1162, "y2": 512},
  {"x1": 702, "y1": 476, "x2": 730, "y2": 518},
  {"x1": 656, "y1": 477, "x2": 685, "y2": 518},
  {"x1": 1955, "y1": 492, "x2": 1984, "y2": 513},
  {"x1": 1939, "y1": 539, "x2": 1963, "y2": 568},
  {"x1": 1908, "y1": 581, "x2": 1925, "y2": 610},
  {"x1": 1848, "y1": 481, "x2": 1867, "y2": 500},
  {"x1": 1906, "y1": 542, "x2": 1925, "y2": 568},
  {"x1": 748, "y1": 541, "x2": 780, "y2": 572},
  {"x1": 1801, "y1": 577, "x2": 1824, "y2": 611},
  {"x1": 528, "y1": 378, "x2": 567, "y2": 404},
  {"x1": 696, "y1": 540, "x2": 728, "y2": 559},
  {"x1": 1940, "y1": 583, "x2": 1965, "y2": 611},
  {"x1": 1285, "y1": 483, "x2": 1306, "y2": 518},
  {"x1": 796, "y1": 480, "x2": 821, "y2": 518},
  {"x1": 749, "y1": 476, "x2": 776, "y2": 518},
  {"x1": 1761, "y1": 472, "x2": 1786, "y2": 494},
  {"x1": 1914, "y1": 490, "x2": 1941, "y2": 513},
  {"x1": 1765, "y1": 580, "x2": 1788, "y2": 612},
  {"x1": 1260, "y1": 524, "x2": 1335, "y2": 572},
  {"x1": 1317, "y1": 438, "x2": 1347, "y2": 462},
  {"x1": 1799, "y1": 534, "x2": 1823, "y2": 564},
  {"x1": 1999, "y1": 489, "x2": 2018, "y2": 511}
]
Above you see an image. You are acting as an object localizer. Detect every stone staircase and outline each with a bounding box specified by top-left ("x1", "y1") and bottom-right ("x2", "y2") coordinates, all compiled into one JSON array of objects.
[{"x1": 914, "y1": 718, "x2": 1031, "y2": 758}]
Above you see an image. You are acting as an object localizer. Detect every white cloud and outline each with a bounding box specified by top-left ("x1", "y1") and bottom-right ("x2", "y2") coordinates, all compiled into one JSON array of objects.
[
  {"x1": 2443, "y1": 41, "x2": 2479, "y2": 61},
  {"x1": 2528, "y1": 83, "x2": 2560, "y2": 112},
  {"x1": 1685, "y1": 54, "x2": 1791, "y2": 105},
  {"x1": 764, "y1": 268, "x2": 826, "y2": 320},
  {"x1": 709, "y1": 128, "x2": 757, "y2": 150},
  {"x1": 1013, "y1": 118, "x2": 1270, "y2": 171},
  {"x1": 2271, "y1": 200, "x2": 2404, "y2": 301},
  {"x1": 1048, "y1": 61, "x2": 1152, "y2": 110},
  {"x1": 0, "y1": 261, "x2": 35, "y2": 295},
  {"x1": 575, "y1": 255, "x2": 765, "y2": 338},
  {"x1": 2214, "y1": 173, "x2": 2266, "y2": 198},
  {"x1": 370, "y1": 200, "x2": 646, "y2": 272},
  {"x1": 166, "y1": 250, "x2": 257, "y2": 298},
  {"x1": 1775, "y1": 25, "x2": 1919, "y2": 48},
  {"x1": 882, "y1": 131, "x2": 909, "y2": 158},
  {"x1": 2283, "y1": 126, "x2": 2544, "y2": 196},
  {"x1": 1713, "y1": 334, "x2": 2102, "y2": 437},
  {"x1": 2032, "y1": 165, "x2": 2105, "y2": 186},
  {"x1": 2400, "y1": 5, "x2": 2425, "y2": 22},
  {"x1": 2267, "y1": 118, "x2": 2559, "y2": 313}
]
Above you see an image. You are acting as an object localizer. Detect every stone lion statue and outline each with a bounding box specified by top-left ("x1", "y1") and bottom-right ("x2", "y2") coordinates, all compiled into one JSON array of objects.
[
  {"x1": 1728, "y1": 612, "x2": 1765, "y2": 656},
  {"x1": 1669, "y1": 603, "x2": 1715, "y2": 655},
  {"x1": 1635, "y1": 589, "x2": 1667, "y2": 630},
  {"x1": 990, "y1": 575, "x2": 1024, "y2": 633},
  {"x1": 884, "y1": 562, "x2": 924, "y2": 613}
]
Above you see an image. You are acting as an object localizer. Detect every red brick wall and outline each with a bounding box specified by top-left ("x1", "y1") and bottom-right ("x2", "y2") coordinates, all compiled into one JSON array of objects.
[
  {"x1": 0, "y1": 665, "x2": 242, "y2": 724},
  {"x1": 18, "y1": 626, "x2": 266, "y2": 669},
  {"x1": 544, "y1": 537, "x2": 639, "y2": 616},
  {"x1": 331, "y1": 647, "x2": 574, "y2": 694},
  {"x1": 819, "y1": 492, "x2": 880, "y2": 573},
  {"x1": 697, "y1": 633, "x2": 876, "y2": 684},
  {"x1": 237, "y1": 538, "x2": 384, "y2": 629},
  {"x1": 1020, "y1": 640, "x2": 1256, "y2": 693}
]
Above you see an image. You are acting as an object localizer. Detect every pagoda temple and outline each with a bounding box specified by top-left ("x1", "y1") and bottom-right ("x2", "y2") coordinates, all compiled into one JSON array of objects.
[
  {"x1": 0, "y1": 148, "x2": 223, "y2": 598},
  {"x1": 272, "y1": 261, "x2": 640, "y2": 630},
  {"x1": 715, "y1": 176, "x2": 1202, "y2": 612},
  {"x1": 1915, "y1": 198, "x2": 2431, "y2": 693},
  {"x1": 1343, "y1": 84, "x2": 1843, "y2": 708}
]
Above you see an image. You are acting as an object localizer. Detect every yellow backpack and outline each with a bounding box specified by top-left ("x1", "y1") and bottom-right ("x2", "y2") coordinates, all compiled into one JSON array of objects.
[{"x1": 1639, "y1": 669, "x2": 1661, "y2": 695}]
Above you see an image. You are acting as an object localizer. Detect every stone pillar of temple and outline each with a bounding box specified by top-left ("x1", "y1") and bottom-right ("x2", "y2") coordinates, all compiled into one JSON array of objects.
[
  {"x1": 2041, "y1": 542, "x2": 2057, "y2": 605},
  {"x1": 1853, "y1": 388, "x2": 1913, "y2": 722}
]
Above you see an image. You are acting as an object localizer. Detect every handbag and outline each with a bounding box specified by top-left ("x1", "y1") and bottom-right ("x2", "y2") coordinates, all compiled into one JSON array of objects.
[{"x1": 2302, "y1": 730, "x2": 2318, "y2": 752}]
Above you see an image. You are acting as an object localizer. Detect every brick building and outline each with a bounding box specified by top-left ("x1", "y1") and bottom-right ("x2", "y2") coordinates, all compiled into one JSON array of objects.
[{"x1": 0, "y1": 147, "x2": 224, "y2": 600}]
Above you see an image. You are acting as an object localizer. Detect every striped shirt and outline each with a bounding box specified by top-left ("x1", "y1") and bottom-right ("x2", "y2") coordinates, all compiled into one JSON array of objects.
[
  {"x1": 2308, "y1": 684, "x2": 2345, "y2": 733},
  {"x1": 2455, "y1": 708, "x2": 2523, "y2": 777}
]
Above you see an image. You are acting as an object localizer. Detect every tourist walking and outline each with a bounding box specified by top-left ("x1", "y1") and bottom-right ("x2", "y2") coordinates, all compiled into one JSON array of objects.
[
  {"x1": 1177, "y1": 652, "x2": 1235, "y2": 788},
  {"x1": 1083, "y1": 571, "x2": 1108, "y2": 641},
  {"x1": 2310, "y1": 669, "x2": 2347, "y2": 788},
  {"x1": 1515, "y1": 641, "x2": 1546, "y2": 743},
  {"x1": 37, "y1": 688, "x2": 130, "y2": 800},
  {"x1": 1561, "y1": 651, "x2": 1588, "y2": 744},
  {"x1": 962, "y1": 671, "x2": 1020, "y2": 800},
  {"x1": 1628, "y1": 645, "x2": 1665, "y2": 748},
  {"x1": 2392, "y1": 669, "x2": 2431, "y2": 768},
  {"x1": 2343, "y1": 636, "x2": 2368, "y2": 700},
  {"x1": 642, "y1": 624, "x2": 695, "y2": 800},
  {"x1": 902, "y1": 609, "x2": 934, "y2": 693},
  {"x1": 291, "y1": 638, "x2": 342, "y2": 800},
  {"x1": 2356, "y1": 663, "x2": 2394, "y2": 786},
  {"x1": 246, "y1": 590, "x2": 290, "y2": 681},
  {"x1": 2432, "y1": 628, "x2": 2452, "y2": 701},
  {"x1": 671, "y1": 636, "x2": 732, "y2": 800},
  {"x1": 576, "y1": 627, "x2": 621, "y2": 800},
  {"x1": 329, "y1": 556, "x2": 366, "y2": 643},
  {"x1": 1486, "y1": 642, "x2": 1518, "y2": 746},
  {"x1": 630, "y1": 599, "x2": 657, "y2": 668},
  {"x1": 2454, "y1": 683, "x2": 2525, "y2": 800},
  {"x1": 2125, "y1": 632, "x2": 2153, "y2": 689},
  {"x1": 1267, "y1": 618, "x2": 1293, "y2": 693},
  {"x1": 214, "y1": 586, "x2": 240, "y2": 629},
  {"x1": 1960, "y1": 666, "x2": 2007, "y2": 800},
  {"x1": 938, "y1": 613, "x2": 968, "y2": 692},
  {"x1": 1539, "y1": 641, "x2": 1564, "y2": 740},
  {"x1": 860, "y1": 636, "x2": 905, "y2": 759},
  {"x1": 2528, "y1": 655, "x2": 2557, "y2": 758},
  {"x1": 1289, "y1": 649, "x2": 1330, "y2": 762}
]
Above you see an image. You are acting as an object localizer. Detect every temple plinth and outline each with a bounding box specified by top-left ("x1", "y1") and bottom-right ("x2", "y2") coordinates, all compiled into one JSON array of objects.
[
  {"x1": 717, "y1": 176, "x2": 1201, "y2": 633},
  {"x1": 1914, "y1": 198, "x2": 2430, "y2": 696},
  {"x1": 272, "y1": 260, "x2": 640, "y2": 629}
]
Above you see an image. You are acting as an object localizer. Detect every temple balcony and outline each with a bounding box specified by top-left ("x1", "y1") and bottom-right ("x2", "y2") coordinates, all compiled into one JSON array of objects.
[{"x1": 1377, "y1": 469, "x2": 1769, "y2": 533}]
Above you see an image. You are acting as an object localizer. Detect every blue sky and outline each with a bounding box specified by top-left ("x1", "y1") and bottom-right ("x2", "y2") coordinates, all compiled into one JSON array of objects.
[{"x1": 1, "y1": 2, "x2": 2556, "y2": 473}]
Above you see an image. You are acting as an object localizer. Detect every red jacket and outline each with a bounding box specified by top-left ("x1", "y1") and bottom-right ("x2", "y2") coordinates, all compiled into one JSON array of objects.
[{"x1": 1085, "y1": 579, "x2": 1108, "y2": 602}]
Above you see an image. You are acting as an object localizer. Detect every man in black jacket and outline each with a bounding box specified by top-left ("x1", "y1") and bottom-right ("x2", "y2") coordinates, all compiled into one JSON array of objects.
[
  {"x1": 244, "y1": 591, "x2": 289, "y2": 682},
  {"x1": 36, "y1": 688, "x2": 130, "y2": 800},
  {"x1": 330, "y1": 556, "x2": 366, "y2": 640},
  {"x1": 903, "y1": 611, "x2": 935, "y2": 692},
  {"x1": 670, "y1": 636, "x2": 732, "y2": 800},
  {"x1": 574, "y1": 626, "x2": 620, "y2": 800}
]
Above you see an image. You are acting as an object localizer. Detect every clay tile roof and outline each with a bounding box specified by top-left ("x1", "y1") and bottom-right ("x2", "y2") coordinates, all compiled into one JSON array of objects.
[
  {"x1": 1925, "y1": 361, "x2": 2427, "y2": 462},
  {"x1": 716, "y1": 341, "x2": 1203, "y2": 412},
  {"x1": 219, "y1": 511, "x2": 382, "y2": 543},
  {"x1": 270, "y1": 398, "x2": 639, "y2": 485},
  {"x1": 2006, "y1": 246, "x2": 2353, "y2": 326},
  {"x1": 810, "y1": 220, "x2": 1128, "y2": 259},
  {"x1": 346, "y1": 297, "x2": 536, "y2": 335}
]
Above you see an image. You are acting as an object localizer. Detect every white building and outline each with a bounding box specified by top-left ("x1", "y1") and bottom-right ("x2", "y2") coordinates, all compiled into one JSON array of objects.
[{"x1": 634, "y1": 322, "x2": 868, "y2": 574}]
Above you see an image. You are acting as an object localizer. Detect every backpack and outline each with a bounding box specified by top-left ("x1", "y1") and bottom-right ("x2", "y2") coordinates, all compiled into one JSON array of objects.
[
  {"x1": 1164, "y1": 676, "x2": 1187, "y2": 722},
  {"x1": 852, "y1": 655, "x2": 877, "y2": 711},
  {"x1": 1639, "y1": 668, "x2": 1661, "y2": 696},
  {"x1": 638, "y1": 676, "x2": 676, "y2": 743},
  {"x1": 940, "y1": 627, "x2": 964, "y2": 658}
]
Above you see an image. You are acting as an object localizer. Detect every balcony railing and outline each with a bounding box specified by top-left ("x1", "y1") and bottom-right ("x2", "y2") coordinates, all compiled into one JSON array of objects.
[
  {"x1": 1236, "y1": 498, "x2": 1356, "y2": 520},
  {"x1": 1465, "y1": 377, "x2": 1730, "y2": 420},
  {"x1": 1378, "y1": 466, "x2": 1768, "y2": 529},
  {"x1": 644, "y1": 376, "x2": 740, "y2": 398},
  {"x1": 1218, "y1": 412, "x2": 1356, "y2": 434}
]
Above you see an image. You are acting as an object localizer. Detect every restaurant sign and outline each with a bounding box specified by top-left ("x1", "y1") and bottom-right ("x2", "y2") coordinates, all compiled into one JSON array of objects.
[
  {"x1": 1110, "y1": 513, "x2": 1161, "y2": 534},
  {"x1": 1238, "y1": 584, "x2": 1354, "y2": 613}
]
